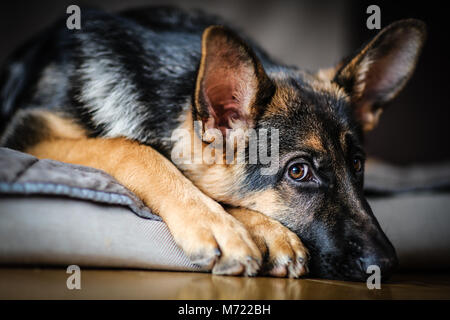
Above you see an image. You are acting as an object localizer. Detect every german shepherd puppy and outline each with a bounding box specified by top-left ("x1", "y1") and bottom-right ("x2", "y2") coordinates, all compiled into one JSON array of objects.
[{"x1": 0, "y1": 7, "x2": 426, "y2": 281}]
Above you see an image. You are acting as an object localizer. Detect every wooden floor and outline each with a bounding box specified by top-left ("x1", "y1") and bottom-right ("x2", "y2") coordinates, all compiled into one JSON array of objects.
[{"x1": 1, "y1": 268, "x2": 450, "y2": 299}]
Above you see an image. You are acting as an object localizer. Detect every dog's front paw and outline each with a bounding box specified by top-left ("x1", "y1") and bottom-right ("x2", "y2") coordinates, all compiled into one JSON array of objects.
[
  {"x1": 167, "y1": 198, "x2": 262, "y2": 276},
  {"x1": 228, "y1": 207, "x2": 309, "y2": 278}
]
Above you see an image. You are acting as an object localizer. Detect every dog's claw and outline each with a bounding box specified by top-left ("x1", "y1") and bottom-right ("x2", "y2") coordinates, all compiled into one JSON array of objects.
[
  {"x1": 212, "y1": 256, "x2": 260, "y2": 276},
  {"x1": 190, "y1": 250, "x2": 221, "y2": 269},
  {"x1": 213, "y1": 260, "x2": 244, "y2": 275},
  {"x1": 268, "y1": 265, "x2": 288, "y2": 277}
]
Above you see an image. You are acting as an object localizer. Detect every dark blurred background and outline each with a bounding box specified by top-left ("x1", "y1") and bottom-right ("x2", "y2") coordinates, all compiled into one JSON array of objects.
[{"x1": 0, "y1": 0, "x2": 448, "y2": 165}]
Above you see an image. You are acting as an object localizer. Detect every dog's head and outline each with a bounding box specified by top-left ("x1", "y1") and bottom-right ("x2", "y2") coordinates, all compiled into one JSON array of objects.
[{"x1": 186, "y1": 20, "x2": 426, "y2": 281}]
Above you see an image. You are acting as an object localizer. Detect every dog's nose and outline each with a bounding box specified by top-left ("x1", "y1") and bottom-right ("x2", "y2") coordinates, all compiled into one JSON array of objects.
[{"x1": 357, "y1": 249, "x2": 398, "y2": 280}]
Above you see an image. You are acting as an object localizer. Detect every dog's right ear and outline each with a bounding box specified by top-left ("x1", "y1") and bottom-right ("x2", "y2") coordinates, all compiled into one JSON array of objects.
[{"x1": 194, "y1": 26, "x2": 274, "y2": 136}]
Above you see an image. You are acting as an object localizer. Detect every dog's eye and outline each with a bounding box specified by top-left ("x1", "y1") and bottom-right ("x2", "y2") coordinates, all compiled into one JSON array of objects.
[
  {"x1": 288, "y1": 163, "x2": 312, "y2": 181},
  {"x1": 353, "y1": 158, "x2": 363, "y2": 172}
]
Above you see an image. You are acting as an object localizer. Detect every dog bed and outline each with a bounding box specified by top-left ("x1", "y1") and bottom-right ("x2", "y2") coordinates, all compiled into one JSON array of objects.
[{"x1": 0, "y1": 147, "x2": 449, "y2": 271}]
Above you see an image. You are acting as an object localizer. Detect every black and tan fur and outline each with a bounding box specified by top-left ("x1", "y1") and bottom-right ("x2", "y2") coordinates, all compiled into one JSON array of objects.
[{"x1": 0, "y1": 7, "x2": 426, "y2": 280}]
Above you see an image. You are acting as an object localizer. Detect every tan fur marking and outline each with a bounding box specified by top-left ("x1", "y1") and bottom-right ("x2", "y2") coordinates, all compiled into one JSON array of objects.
[
  {"x1": 340, "y1": 130, "x2": 349, "y2": 153},
  {"x1": 174, "y1": 109, "x2": 246, "y2": 204},
  {"x1": 313, "y1": 80, "x2": 349, "y2": 104},
  {"x1": 38, "y1": 110, "x2": 86, "y2": 139},
  {"x1": 265, "y1": 86, "x2": 294, "y2": 115},
  {"x1": 237, "y1": 189, "x2": 288, "y2": 220},
  {"x1": 316, "y1": 67, "x2": 339, "y2": 82},
  {"x1": 359, "y1": 106, "x2": 383, "y2": 132},
  {"x1": 303, "y1": 134, "x2": 325, "y2": 153}
]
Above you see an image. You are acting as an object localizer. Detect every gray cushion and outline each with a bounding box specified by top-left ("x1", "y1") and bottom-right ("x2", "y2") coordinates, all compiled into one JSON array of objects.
[
  {"x1": 0, "y1": 196, "x2": 198, "y2": 271},
  {"x1": 370, "y1": 193, "x2": 450, "y2": 270}
]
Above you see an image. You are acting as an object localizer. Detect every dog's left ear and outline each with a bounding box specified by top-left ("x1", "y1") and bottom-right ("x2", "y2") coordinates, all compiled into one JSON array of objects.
[
  {"x1": 194, "y1": 26, "x2": 274, "y2": 136},
  {"x1": 334, "y1": 19, "x2": 426, "y2": 131}
]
